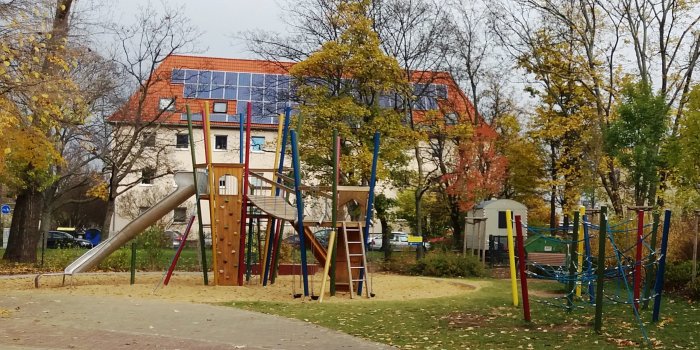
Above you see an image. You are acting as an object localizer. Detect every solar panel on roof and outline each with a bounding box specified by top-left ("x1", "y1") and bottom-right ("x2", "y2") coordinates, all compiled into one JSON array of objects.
[
  {"x1": 238, "y1": 86, "x2": 251, "y2": 100},
  {"x1": 224, "y1": 86, "x2": 237, "y2": 100},
  {"x1": 171, "y1": 69, "x2": 185, "y2": 83},
  {"x1": 211, "y1": 71, "x2": 225, "y2": 85},
  {"x1": 210, "y1": 85, "x2": 224, "y2": 99},
  {"x1": 184, "y1": 84, "x2": 197, "y2": 98},
  {"x1": 236, "y1": 101, "x2": 247, "y2": 115},
  {"x1": 238, "y1": 73, "x2": 251, "y2": 86},
  {"x1": 199, "y1": 71, "x2": 212, "y2": 84},
  {"x1": 252, "y1": 73, "x2": 265, "y2": 87},
  {"x1": 184, "y1": 70, "x2": 199, "y2": 84},
  {"x1": 225, "y1": 72, "x2": 238, "y2": 86}
]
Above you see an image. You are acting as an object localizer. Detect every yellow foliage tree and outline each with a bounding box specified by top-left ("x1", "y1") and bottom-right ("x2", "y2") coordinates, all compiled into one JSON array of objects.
[{"x1": 289, "y1": 0, "x2": 415, "y2": 185}]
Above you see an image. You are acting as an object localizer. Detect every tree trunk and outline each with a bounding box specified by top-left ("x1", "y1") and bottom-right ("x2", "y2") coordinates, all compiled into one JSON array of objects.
[
  {"x1": 415, "y1": 189, "x2": 424, "y2": 260},
  {"x1": 101, "y1": 197, "x2": 116, "y2": 242},
  {"x1": 39, "y1": 206, "x2": 53, "y2": 250},
  {"x1": 2, "y1": 188, "x2": 44, "y2": 263},
  {"x1": 448, "y1": 193, "x2": 462, "y2": 248},
  {"x1": 380, "y1": 217, "x2": 391, "y2": 261},
  {"x1": 549, "y1": 143, "x2": 557, "y2": 230}
]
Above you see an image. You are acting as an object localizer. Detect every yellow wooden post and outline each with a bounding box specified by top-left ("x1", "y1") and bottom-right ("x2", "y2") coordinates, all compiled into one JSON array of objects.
[
  {"x1": 202, "y1": 102, "x2": 219, "y2": 285},
  {"x1": 506, "y1": 209, "x2": 518, "y2": 306},
  {"x1": 260, "y1": 113, "x2": 285, "y2": 284},
  {"x1": 576, "y1": 206, "x2": 585, "y2": 297},
  {"x1": 318, "y1": 230, "x2": 337, "y2": 303}
]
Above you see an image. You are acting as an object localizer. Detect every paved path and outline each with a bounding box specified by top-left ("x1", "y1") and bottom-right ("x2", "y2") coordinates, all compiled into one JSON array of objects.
[{"x1": 0, "y1": 291, "x2": 393, "y2": 350}]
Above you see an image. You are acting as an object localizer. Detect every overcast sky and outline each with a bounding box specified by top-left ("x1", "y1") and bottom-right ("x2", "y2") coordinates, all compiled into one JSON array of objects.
[{"x1": 107, "y1": 0, "x2": 286, "y2": 58}]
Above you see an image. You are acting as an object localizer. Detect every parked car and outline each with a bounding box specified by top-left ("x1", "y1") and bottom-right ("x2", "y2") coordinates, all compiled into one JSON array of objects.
[
  {"x1": 164, "y1": 230, "x2": 182, "y2": 249},
  {"x1": 369, "y1": 234, "x2": 383, "y2": 251},
  {"x1": 282, "y1": 229, "x2": 331, "y2": 249},
  {"x1": 46, "y1": 231, "x2": 92, "y2": 249}
]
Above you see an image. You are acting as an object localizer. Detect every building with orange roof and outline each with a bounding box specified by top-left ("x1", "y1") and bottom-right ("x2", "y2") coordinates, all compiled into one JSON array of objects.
[{"x1": 108, "y1": 54, "x2": 483, "y2": 235}]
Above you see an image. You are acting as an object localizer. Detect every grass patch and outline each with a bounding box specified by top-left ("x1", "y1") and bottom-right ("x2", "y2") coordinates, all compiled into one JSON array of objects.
[{"x1": 226, "y1": 279, "x2": 700, "y2": 349}]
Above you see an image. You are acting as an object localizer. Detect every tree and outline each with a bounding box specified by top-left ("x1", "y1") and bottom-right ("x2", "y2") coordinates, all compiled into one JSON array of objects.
[
  {"x1": 2, "y1": 0, "x2": 88, "y2": 263},
  {"x1": 290, "y1": 0, "x2": 415, "y2": 188},
  {"x1": 605, "y1": 80, "x2": 668, "y2": 206},
  {"x1": 372, "y1": 0, "x2": 452, "y2": 259},
  {"x1": 676, "y1": 85, "x2": 700, "y2": 195},
  {"x1": 245, "y1": 0, "x2": 458, "y2": 256},
  {"x1": 89, "y1": 4, "x2": 199, "y2": 240}
]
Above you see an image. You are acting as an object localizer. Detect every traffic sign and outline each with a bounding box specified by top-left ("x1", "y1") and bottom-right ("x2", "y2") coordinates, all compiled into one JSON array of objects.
[{"x1": 1, "y1": 204, "x2": 10, "y2": 214}]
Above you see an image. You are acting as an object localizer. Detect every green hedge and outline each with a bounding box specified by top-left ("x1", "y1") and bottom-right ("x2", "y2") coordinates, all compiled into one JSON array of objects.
[{"x1": 409, "y1": 252, "x2": 486, "y2": 278}]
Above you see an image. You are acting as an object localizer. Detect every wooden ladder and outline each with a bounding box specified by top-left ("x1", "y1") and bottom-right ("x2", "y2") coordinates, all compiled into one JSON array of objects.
[{"x1": 342, "y1": 221, "x2": 371, "y2": 299}]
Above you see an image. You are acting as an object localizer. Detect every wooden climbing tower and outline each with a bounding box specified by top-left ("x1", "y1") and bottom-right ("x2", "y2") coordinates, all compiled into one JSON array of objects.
[{"x1": 207, "y1": 164, "x2": 244, "y2": 286}]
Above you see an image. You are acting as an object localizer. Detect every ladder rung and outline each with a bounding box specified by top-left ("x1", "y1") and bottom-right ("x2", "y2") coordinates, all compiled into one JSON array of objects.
[
  {"x1": 347, "y1": 241, "x2": 363, "y2": 244},
  {"x1": 348, "y1": 253, "x2": 363, "y2": 257},
  {"x1": 350, "y1": 266, "x2": 365, "y2": 269},
  {"x1": 351, "y1": 279, "x2": 366, "y2": 282}
]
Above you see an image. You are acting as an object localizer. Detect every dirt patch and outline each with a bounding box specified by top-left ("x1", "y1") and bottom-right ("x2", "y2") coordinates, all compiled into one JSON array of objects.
[{"x1": 1, "y1": 272, "x2": 482, "y2": 303}]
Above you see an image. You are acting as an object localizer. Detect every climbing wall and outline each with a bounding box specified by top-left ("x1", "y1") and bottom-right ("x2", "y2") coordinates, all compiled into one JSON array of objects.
[{"x1": 211, "y1": 164, "x2": 244, "y2": 286}]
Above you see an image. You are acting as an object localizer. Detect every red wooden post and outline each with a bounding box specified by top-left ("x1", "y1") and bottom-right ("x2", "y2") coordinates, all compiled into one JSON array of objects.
[
  {"x1": 634, "y1": 210, "x2": 644, "y2": 309},
  {"x1": 515, "y1": 215, "x2": 531, "y2": 322},
  {"x1": 164, "y1": 216, "x2": 196, "y2": 286}
]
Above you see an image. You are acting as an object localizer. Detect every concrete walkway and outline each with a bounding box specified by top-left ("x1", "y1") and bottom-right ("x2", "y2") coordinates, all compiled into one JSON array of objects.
[{"x1": 0, "y1": 291, "x2": 393, "y2": 349}]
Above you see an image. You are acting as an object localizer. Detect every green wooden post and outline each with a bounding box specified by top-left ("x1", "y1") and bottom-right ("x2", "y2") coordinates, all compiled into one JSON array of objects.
[
  {"x1": 642, "y1": 212, "x2": 659, "y2": 309},
  {"x1": 594, "y1": 206, "x2": 607, "y2": 334},
  {"x1": 130, "y1": 242, "x2": 137, "y2": 285},
  {"x1": 330, "y1": 129, "x2": 339, "y2": 296},
  {"x1": 567, "y1": 211, "x2": 580, "y2": 311},
  {"x1": 186, "y1": 106, "x2": 209, "y2": 285}
]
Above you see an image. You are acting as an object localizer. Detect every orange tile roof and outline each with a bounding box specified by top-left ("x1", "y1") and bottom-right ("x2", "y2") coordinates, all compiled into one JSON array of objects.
[{"x1": 109, "y1": 54, "x2": 483, "y2": 131}]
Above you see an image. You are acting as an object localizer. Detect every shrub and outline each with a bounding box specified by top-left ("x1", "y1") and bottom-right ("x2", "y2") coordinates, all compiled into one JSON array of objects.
[
  {"x1": 409, "y1": 251, "x2": 486, "y2": 278},
  {"x1": 664, "y1": 260, "x2": 695, "y2": 291},
  {"x1": 687, "y1": 278, "x2": 700, "y2": 300},
  {"x1": 98, "y1": 247, "x2": 132, "y2": 271},
  {"x1": 133, "y1": 226, "x2": 168, "y2": 270}
]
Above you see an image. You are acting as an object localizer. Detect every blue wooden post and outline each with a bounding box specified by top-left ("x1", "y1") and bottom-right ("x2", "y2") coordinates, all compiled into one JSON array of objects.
[
  {"x1": 263, "y1": 107, "x2": 292, "y2": 286},
  {"x1": 652, "y1": 209, "x2": 672, "y2": 322},
  {"x1": 358, "y1": 132, "x2": 380, "y2": 296},
  {"x1": 290, "y1": 130, "x2": 309, "y2": 297}
]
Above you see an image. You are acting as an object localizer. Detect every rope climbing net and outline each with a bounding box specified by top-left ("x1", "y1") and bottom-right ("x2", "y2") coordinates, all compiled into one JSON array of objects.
[{"x1": 518, "y1": 210, "x2": 671, "y2": 345}]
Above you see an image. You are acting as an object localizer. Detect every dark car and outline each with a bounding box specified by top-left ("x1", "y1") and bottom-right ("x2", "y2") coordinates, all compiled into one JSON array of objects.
[
  {"x1": 282, "y1": 230, "x2": 331, "y2": 249},
  {"x1": 46, "y1": 231, "x2": 93, "y2": 249}
]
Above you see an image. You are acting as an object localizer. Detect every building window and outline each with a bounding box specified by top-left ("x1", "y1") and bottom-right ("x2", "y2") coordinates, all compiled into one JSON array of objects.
[
  {"x1": 142, "y1": 132, "x2": 156, "y2": 147},
  {"x1": 141, "y1": 167, "x2": 155, "y2": 185},
  {"x1": 173, "y1": 207, "x2": 187, "y2": 223},
  {"x1": 159, "y1": 98, "x2": 175, "y2": 111},
  {"x1": 176, "y1": 134, "x2": 188, "y2": 149},
  {"x1": 498, "y1": 211, "x2": 508, "y2": 229},
  {"x1": 215, "y1": 135, "x2": 228, "y2": 150},
  {"x1": 251, "y1": 136, "x2": 264, "y2": 152},
  {"x1": 213, "y1": 101, "x2": 227, "y2": 113}
]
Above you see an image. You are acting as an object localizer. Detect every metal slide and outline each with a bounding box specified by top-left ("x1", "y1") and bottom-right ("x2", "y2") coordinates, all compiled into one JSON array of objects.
[{"x1": 63, "y1": 172, "x2": 205, "y2": 275}]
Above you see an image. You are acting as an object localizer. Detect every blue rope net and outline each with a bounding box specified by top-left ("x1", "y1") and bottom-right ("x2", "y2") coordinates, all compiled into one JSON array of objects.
[{"x1": 521, "y1": 216, "x2": 664, "y2": 344}]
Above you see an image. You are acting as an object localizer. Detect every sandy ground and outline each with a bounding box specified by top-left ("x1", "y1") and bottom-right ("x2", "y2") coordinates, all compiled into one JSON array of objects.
[{"x1": 1, "y1": 272, "x2": 480, "y2": 304}]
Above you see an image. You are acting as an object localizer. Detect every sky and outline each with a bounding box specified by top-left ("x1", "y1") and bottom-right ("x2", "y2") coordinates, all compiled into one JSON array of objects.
[{"x1": 101, "y1": 0, "x2": 287, "y2": 58}]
